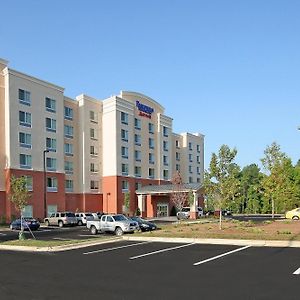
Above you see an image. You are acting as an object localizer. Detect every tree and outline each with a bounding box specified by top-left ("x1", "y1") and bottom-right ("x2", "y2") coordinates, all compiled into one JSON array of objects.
[
  {"x1": 123, "y1": 192, "x2": 130, "y2": 215},
  {"x1": 188, "y1": 189, "x2": 194, "y2": 207},
  {"x1": 9, "y1": 175, "x2": 31, "y2": 239},
  {"x1": 171, "y1": 172, "x2": 188, "y2": 213}
]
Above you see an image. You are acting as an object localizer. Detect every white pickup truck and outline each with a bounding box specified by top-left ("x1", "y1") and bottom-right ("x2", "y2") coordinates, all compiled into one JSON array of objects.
[{"x1": 86, "y1": 214, "x2": 137, "y2": 236}]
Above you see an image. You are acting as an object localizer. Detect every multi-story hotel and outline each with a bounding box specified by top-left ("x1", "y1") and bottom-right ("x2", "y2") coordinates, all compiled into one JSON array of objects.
[{"x1": 0, "y1": 58, "x2": 204, "y2": 221}]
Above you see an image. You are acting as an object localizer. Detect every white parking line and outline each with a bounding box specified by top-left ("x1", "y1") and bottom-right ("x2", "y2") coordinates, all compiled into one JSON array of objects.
[
  {"x1": 293, "y1": 267, "x2": 300, "y2": 275},
  {"x1": 129, "y1": 243, "x2": 195, "y2": 260},
  {"x1": 0, "y1": 233, "x2": 7, "y2": 236},
  {"x1": 193, "y1": 245, "x2": 251, "y2": 266},
  {"x1": 78, "y1": 234, "x2": 100, "y2": 237},
  {"x1": 83, "y1": 241, "x2": 152, "y2": 255}
]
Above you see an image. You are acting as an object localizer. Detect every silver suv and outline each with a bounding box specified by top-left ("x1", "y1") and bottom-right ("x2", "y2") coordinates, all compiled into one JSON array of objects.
[
  {"x1": 176, "y1": 207, "x2": 204, "y2": 220},
  {"x1": 44, "y1": 212, "x2": 77, "y2": 227},
  {"x1": 75, "y1": 212, "x2": 94, "y2": 226}
]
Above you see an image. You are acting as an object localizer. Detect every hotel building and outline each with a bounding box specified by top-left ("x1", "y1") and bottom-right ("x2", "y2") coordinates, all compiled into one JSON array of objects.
[{"x1": 0, "y1": 58, "x2": 204, "y2": 221}]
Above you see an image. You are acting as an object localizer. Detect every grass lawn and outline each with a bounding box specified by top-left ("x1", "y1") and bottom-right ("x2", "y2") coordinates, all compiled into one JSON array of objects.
[{"x1": 139, "y1": 218, "x2": 300, "y2": 241}]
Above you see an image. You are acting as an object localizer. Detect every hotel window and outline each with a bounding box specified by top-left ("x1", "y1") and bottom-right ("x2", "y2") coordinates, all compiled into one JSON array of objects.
[
  {"x1": 135, "y1": 182, "x2": 142, "y2": 190},
  {"x1": 135, "y1": 150, "x2": 141, "y2": 161},
  {"x1": 47, "y1": 177, "x2": 57, "y2": 192},
  {"x1": 46, "y1": 138, "x2": 57, "y2": 152},
  {"x1": 65, "y1": 161, "x2": 73, "y2": 174},
  {"x1": 148, "y1": 123, "x2": 154, "y2": 134},
  {"x1": 163, "y1": 155, "x2": 168, "y2": 166},
  {"x1": 189, "y1": 177, "x2": 193, "y2": 183},
  {"x1": 189, "y1": 153, "x2": 193, "y2": 162},
  {"x1": 197, "y1": 167, "x2": 201, "y2": 175},
  {"x1": 121, "y1": 112, "x2": 128, "y2": 125},
  {"x1": 135, "y1": 118, "x2": 141, "y2": 130},
  {"x1": 90, "y1": 163, "x2": 98, "y2": 173},
  {"x1": 189, "y1": 165, "x2": 193, "y2": 173},
  {"x1": 64, "y1": 106, "x2": 73, "y2": 120},
  {"x1": 46, "y1": 118, "x2": 56, "y2": 132},
  {"x1": 163, "y1": 141, "x2": 168, "y2": 151},
  {"x1": 65, "y1": 179, "x2": 73, "y2": 192},
  {"x1": 121, "y1": 146, "x2": 128, "y2": 159},
  {"x1": 64, "y1": 143, "x2": 73, "y2": 156},
  {"x1": 19, "y1": 89, "x2": 31, "y2": 106},
  {"x1": 148, "y1": 168, "x2": 155, "y2": 179},
  {"x1": 19, "y1": 111, "x2": 31, "y2": 127},
  {"x1": 122, "y1": 180, "x2": 129, "y2": 192},
  {"x1": 163, "y1": 126, "x2": 168, "y2": 137},
  {"x1": 46, "y1": 157, "x2": 57, "y2": 171},
  {"x1": 90, "y1": 110, "x2": 98, "y2": 123},
  {"x1": 23, "y1": 175, "x2": 33, "y2": 191},
  {"x1": 176, "y1": 164, "x2": 180, "y2": 171},
  {"x1": 197, "y1": 178, "x2": 201, "y2": 183},
  {"x1": 176, "y1": 152, "x2": 180, "y2": 161},
  {"x1": 135, "y1": 134, "x2": 141, "y2": 146},
  {"x1": 197, "y1": 156, "x2": 200, "y2": 164},
  {"x1": 19, "y1": 132, "x2": 31, "y2": 148},
  {"x1": 122, "y1": 163, "x2": 129, "y2": 175},
  {"x1": 20, "y1": 154, "x2": 32, "y2": 169},
  {"x1": 149, "y1": 153, "x2": 155, "y2": 164},
  {"x1": 90, "y1": 128, "x2": 97, "y2": 140},
  {"x1": 135, "y1": 166, "x2": 142, "y2": 177},
  {"x1": 90, "y1": 180, "x2": 99, "y2": 190},
  {"x1": 45, "y1": 97, "x2": 56, "y2": 113},
  {"x1": 175, "y1": 140, "x2": 180, "y2": 148},
  {"x1": 64, "y1": 125, "x2": 74, "y2": 138},
  {"x1": 90, "y1": 145, "x2": 98, "y2": 156},
  {"x1": 163, "y1": 170, "x2": 169, "y2": 180},
  {"x1": 149, "y1": 138, "x2": 154, "y2": 149},
  {"x1": 121, "y1": 129, "x2": 128, "y2": 142},
  {"x1": 197, "y1": 144, "x2": 201, "y2": 153},
  {"x1": 189, "y1": 142, "x2": 193, "y2": 151}
]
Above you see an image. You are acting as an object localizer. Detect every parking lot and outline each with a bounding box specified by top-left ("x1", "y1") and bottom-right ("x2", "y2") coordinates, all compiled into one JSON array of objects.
[{"x1": 0, "y1": 240, "x2": 300, "y2": 299}]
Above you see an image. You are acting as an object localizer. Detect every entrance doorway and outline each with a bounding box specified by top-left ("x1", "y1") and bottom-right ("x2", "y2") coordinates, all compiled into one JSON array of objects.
[{"x1": 157, "y1": 203, "x2": 168, "y2": 217}]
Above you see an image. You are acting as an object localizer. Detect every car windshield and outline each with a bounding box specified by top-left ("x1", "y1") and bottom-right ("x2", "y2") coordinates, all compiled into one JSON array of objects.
[
  {"x1": 113, "y1": 215, "x2": 127, "y2": 221},
  {"x1": 85, "y1": 213, "x2": 93, "y2": 217},
  {"x1": 66, "y1": 213, "x2": 75, "y2": 217},
  {"x1": 182, "y1": 208, "x2": 190, "y2": 212}
]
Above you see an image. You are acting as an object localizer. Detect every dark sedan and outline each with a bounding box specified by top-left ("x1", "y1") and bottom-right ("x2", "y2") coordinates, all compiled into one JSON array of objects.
[
  {"x1": 129, "y1": 216, "x2": 157, "y2": 232},
  {"x1": 10, "y1": 218, "x2": 40, "y2": 231}
]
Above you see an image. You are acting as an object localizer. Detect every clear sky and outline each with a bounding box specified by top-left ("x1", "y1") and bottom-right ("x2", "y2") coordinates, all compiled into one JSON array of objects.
[{"x1": 1, "y1": 0, "x2": 300, "y2": 170}]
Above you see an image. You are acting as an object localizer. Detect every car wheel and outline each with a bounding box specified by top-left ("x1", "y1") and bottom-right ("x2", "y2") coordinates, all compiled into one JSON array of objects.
[
  {"x1": 45, "y1": 220, "x2": 50, "y2": 226},
  {"x1": 292, "y1": 216, "x2": 299, "y2": 220},
  {"x1": 78, "y1": 220, "x2": 83, "y2": 226},
  {"x1": 90, "y1": 226, "x2": 98, "y2": 235},
  {"x1": 115, "y1": 227, "x2": 123, "y2": 236},
  {"x1": 58, "y1": 221, "x2": 64, "y2": 228}
]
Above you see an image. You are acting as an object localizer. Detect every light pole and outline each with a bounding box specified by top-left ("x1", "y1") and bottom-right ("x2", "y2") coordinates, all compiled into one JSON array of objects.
[{"x1": 43, "y1": 150, "x2": 49, "y2": 219}]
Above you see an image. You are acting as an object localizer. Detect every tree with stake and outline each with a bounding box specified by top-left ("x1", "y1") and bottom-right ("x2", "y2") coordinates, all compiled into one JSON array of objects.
[
  {"x1": 9, "y1": 176, "x2": 31, "y2": 240},
  {"x1": 123, "y1": 192, "x2": 130, "y2": 215},
  {"x1": 171, "y1": 172, "x2": 188, "y2": 219}
]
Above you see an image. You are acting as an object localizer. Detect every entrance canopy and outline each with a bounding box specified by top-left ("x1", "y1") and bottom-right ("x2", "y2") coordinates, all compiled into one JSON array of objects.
[{"x1": 135, "y1": 183, "x2": 203, "y2": 195}]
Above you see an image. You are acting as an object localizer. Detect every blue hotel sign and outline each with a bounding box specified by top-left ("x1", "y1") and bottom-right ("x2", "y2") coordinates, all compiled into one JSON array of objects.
[{"x1": 136, "y1": 101, "x2": 154, "y2": 119}]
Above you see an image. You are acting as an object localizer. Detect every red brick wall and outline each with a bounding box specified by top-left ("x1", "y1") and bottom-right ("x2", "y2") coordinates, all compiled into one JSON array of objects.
[{"x1": 0, "y1": 191, "x2": 6, "y2": 221}]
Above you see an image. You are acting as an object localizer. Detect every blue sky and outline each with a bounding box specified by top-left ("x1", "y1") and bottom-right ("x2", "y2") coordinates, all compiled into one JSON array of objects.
[{"x1": 1, "y1": 0, "x2": 300, "y2": 169}]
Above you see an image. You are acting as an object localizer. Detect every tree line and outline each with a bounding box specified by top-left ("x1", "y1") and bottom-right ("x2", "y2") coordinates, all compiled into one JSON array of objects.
[{"x1": 204, "y1": 142, "x2": 300, "y2": 214}]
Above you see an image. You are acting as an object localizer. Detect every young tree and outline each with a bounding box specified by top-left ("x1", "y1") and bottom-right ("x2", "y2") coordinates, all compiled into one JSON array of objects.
[
  {"x1": 171, "y1": 172, "x2": 188, "y2": 213},
  {"x1": 123, "y1": 192, "x2": 130, "y2": 215}
]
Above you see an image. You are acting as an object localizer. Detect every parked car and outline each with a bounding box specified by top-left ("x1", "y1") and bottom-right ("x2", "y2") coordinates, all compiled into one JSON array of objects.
[
  {"x1": 44, "y1": 212, "x2": 77, "y2": 227},
  {"x1": 222, "y1": 209, "x2": 232, "y2": 216},
  {"x1": 129, "y1": 216, "x2": 157, "y2": 232},
  {"x1": 176, "y1": 207, "x2": 204, "y2": 220},
  {"x1": 75, "y1": 212, "x2": 94, "y2": 225},
  {"x1": 10, "y1": 218, "x2": 40, "y2": 231},
  {"x1": 285, "y1": 208, "x2": 300, "y2": 220}
]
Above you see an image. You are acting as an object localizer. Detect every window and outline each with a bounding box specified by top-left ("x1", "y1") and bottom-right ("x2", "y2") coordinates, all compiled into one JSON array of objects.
[
  {"x1": 189, "y1": 153, "x2": 193, "y2": 162},
  {"x1": 135, "y1": 134, "x2": 141, "y2": 146},
  {"x1": 19, "y1": 111, "x2": 31, "y2": 127},
  {"x1": 135, "y1": 118, "x2": 141, "y2": 130},
  {"x1": 121, "y1": 129, "x2": 128, "y2": 142},
  {"x1": 22, "y1": 205, "x2": 33, "y2": 218},
  {"x1": 148, "y1": 123, "x2": 154, "y2": 134},
  {"x1": 197, "y1": 178, "x2": 201, "y2": 183},
  {"x1": 175, "y1": 140, "x2": 180, "y2": 148},
  {"x1": 135, "y1": 150, "x2": 141, "y2": 161},
  {"x1": 189, "y1": 177, "x2": 193, "y2": 183},
  {"x1": 163, "y1": 169, "x2": 169, "y2": 180},
  {"x1": 64, "y1": 125, "x2": 74, "y2": 138},
  {"x1": 122, "y1": 163, "x2": 129, "y2": 175},
  {"x1": 163, "y1": 141, "x2": 168, "y2": 151},
  {"x1": 121, "y1": 146, "x2": 128, "y2": 158},
  {"x1": 189, "y1": 165, "x2": 193, "y2": 173},
  {"x1": 45, "y1": 97, "x2": 56, "y2": 112},
  {"x1": 176, "y1": 164, "x2": 180, "y2": 171},
  {"x1": 47, "y1": 177, "x2": 58, "y2": 192},
  {"x1": 197, "y1": 144, "x2": 201, "y2": 153},
  {"x1": 19, "y1": 89, "x2": 31, "y2": 106},
  {"x1": 176, "y1": 152, "x2": 180, "y2": 161},
  {"x1": 122, "y1": 180, "x2": 129, "y2": 191},
  {"x1": 189, "y1": 142, "x2": 193, "y2": 151},
  {"x1": 64, "y1": 143, "x2": 73, "y2": 156},
  {"x1": 46, "y1": 157, "x2": 57, "y2": 171},
  {"x1": 149, "y1": 153, "x2": 155, "y2": 164},
  {"x1": 23, "y1": 175, "x2": 33, "y2": 191},
  {"x1": 135, "y1": 166, "x2": 141, "y2": 177},
  {"x1": 65, "y1": 161, "x2": 73, "y2": 174},
  {"x1": 163, "y1": 155, "x2": 168, "y2": 166},
  {"x1": 90, "y1": 111, "x2": 97, "y2": 123},
  {"x1": 46, "y1": 138, "x2": 57, "y2": 152},
  {"x1": 20, "y1": 154, "x2": 32, "y2": 169},
  {"x1": 148, "y1": 168, "x2": 155, "y2": 179},
  {"x1": 90, "y1": 163, "x2": 98, "y2": 173},
  {"x1": 45, "y1": 118, "x2": 56, "y2": 132},
  {"x1": 90, "y1": 128, "x2": 97, "y2": 140},
  {"x1": 197, "y1": 167, "x2": 201, "y2": 175},
  {"x1": 197, "y1": 156, "x2": 200, "y2": 164},
  {"x1": 121, "y1": 112, "x2": 128, "y2": 124},
  {"x1": 91, "y1": 180, "x2": 99, "y2": 190},
  {"x1": 64, "y1": 106, "x2": 73, "y2": 120},
  {"x1": 19, "y1": 132, "x2": 31, "y2": 148},
  {"x1": 163, "y1": 126, "x2": 168, "y2": 137},
  {"x1": 65, "y1": 179, "x2": 73, "y2": 192},
  {"x1": 135, "y1": 182, "x2": 142, "y2": 190},
  {"x1": 90, "y1": 145, "x2": 98, "y2": 156},
  {"x1": 149, "y1": 138, "x2": 154, "y2": 149}
]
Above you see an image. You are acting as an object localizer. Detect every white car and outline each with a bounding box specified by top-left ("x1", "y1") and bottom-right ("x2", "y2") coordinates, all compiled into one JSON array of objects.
[
  {"x1": 176, "y1": 207, "x2": 204, "y2": 220},
  {"x1": 75, "y1": 212, "x2": 94, "y2": 226}
]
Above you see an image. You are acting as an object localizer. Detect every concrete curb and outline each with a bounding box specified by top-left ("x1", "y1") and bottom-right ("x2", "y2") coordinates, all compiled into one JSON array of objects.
[
  {"x1": 122, "y1": 236, "x2": 300, "y2": 248},
  {"x1": 0, "y1": 237, "x2": 122, "y2": 253}
]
